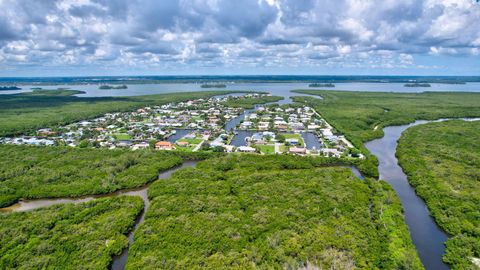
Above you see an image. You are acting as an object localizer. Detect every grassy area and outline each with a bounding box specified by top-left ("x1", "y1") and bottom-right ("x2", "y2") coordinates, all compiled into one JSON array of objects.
[
  {"x1": 256, "y1": 144, "x2": 275, "y2": 154},
  {"x1": 0, "y1": 89, "x2": 237, "y2": 137},
  {"x1": 397, "y1": 120, "x2": 480, "y2": 269},
  {"x1": 127, "y1": 155, "x2": 423, "y2": 269},
  {"x1": 0, "y1": 196, "x2": 143, "y2": 269},
  {"x1": 173, "y1": 145, "x2": 195, "y2": 152},
  {"x1": 0, "y1": 145, "x2": 185, "y2": 207},
  {"x1": 293, "y1": 90, "x2": 480, "y2": 177},
  {"x1": 112, "y1": 133, "x2": 132, "y2": 140},
  {"x1": 278, "y1": 144, "x2": 287, "y2": 153},
  {"x1": 177, "y1": 138, "x2": 203, "y2": 145},
  {"x1": 282, "y1": 133, "x2": 305, "y2": 147}
]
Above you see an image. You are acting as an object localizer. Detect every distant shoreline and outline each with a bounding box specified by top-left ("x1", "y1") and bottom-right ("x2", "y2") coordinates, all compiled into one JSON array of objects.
[{"x1": 0, "y1": 75, "x2": 477, "y2": 86}]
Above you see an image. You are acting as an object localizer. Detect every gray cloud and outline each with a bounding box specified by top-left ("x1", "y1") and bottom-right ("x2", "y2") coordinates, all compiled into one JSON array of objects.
[{"x1": 0, "y1": 0, "x2": 479, "y2": 73}]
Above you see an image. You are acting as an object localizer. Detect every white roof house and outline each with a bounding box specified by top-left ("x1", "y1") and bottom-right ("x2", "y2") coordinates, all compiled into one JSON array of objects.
[
  {"x1": 321, "y1": 129, "x2": 334, "y2": 136},
  {"x1": 237, "y1": 146, "x2": 256, "y2": 152}
]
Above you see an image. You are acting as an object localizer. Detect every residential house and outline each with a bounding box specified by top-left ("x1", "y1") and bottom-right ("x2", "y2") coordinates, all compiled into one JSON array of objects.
[
  {"x1": 289, "y1": 147, "x2": 307, "y2": 155},
  {"x1": 237, "y1": 146, "x2": 256, "y2": 153},
  {"x1": 155, "y1": 141, "x2": 174, "y2": 150}
]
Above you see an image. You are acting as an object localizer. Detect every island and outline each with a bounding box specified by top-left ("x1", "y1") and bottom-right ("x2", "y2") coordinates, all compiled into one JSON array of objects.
[
  {"x1": 98, "y1": 84, "x2": 128, "y2": 90},
  {"x1": 308, "y1": 83, "x2": 335, "y2": 88},
  {"x1": 0, "y1": 86, "x2": 21, "y2": 91},
  {"x1": 200, "y1": 83, "x2": 227, "y2": 88},
  {"x1": 404, "y1": 83, "x2": 431, "y2": 87}
]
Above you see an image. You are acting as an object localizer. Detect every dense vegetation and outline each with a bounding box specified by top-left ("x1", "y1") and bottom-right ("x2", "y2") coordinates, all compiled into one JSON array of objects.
[
  {"x1": 397, "y1": 120, "x2": 480, "y2": 269},
  {"x1": 0, "y1": 89, "x2": 236, "y2": 136},
  {"x1": 221, "y1": 95, "x2": 284, "y2": 109},
  {"x1": 99, "y1": 84, "x2": 128, "y2": 89},
  {"x1": 127, "y1": 155, "x2": 423, "y2": 269},
  {"x1": 0, "y1": 196, "x2": 143, "y2": 269},
  {"x1": 404, "y1": 83, "x2": 431, "y2": 87},
  {"x1": 308, "y1": 83, "x2": 335, "y2": 88},
  {"x1": 201, "y1": 84, "x2": 227, "y2": 88},
  {"x1": 0, "y1": 145, "x2": 188, "y2": 207},
  {"x1": 0, "y1": 86, "x2": 21, "y2": 91},
  {"x1": 293, "y1": 90, "x2": 480, "y2": 177}
]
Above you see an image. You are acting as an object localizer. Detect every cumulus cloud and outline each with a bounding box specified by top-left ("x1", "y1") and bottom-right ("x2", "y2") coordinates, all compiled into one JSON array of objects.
[{"x1": 0, "y1": 0, "x2": 479, "y2": 74}]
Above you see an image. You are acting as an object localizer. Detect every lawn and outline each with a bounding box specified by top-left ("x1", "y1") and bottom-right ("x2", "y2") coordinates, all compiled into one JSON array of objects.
[
  {"x1": 112, "y1": 133, "x2": 132, "y2": 140},
  {"x1": 256, "y1": 144, "x2": 275, "y2": 154},
  {"x1": 282, "y1": 133, "x2": 305, "y2": 147},
  {"x1": 174, "y1": 145, "x2": 196, "y2": 152},
  {"x1": 177, "y1": 138, "x2": 204, "y2": 145}
]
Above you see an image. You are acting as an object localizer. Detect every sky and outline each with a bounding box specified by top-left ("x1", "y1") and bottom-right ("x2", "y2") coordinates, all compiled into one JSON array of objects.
[{"x1": 0, "y1": 0, "x2": 479, "y2": 77}]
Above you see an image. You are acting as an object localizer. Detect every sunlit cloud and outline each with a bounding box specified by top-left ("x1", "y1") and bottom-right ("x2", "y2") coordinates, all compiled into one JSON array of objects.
[{"x1": 0, "y1": 0, "x2": 479, "y2": 75}]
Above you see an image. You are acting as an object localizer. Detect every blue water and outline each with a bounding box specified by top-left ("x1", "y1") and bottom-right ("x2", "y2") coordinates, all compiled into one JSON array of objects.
[
  {"x1": 2, "y1": 82, "x2": 480, "y2": 98},
  {"x1": 300, "y1": 132, "x2": 323, "y2": 150},
  {"x1": 166, "y1": 129, "x2": 190, "y2": 143},
  {"x1": 230, "y1": 131, "x2": 253, "y2": 147}
]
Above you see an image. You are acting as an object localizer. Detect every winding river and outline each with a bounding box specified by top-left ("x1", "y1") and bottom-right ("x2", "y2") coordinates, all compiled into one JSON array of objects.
[
  {"x1": 365, "y1": 118, "x2": 480, "y2": 270},
  {"x1": 0, "y1": 161, "x2": 198, "y2": 270}
]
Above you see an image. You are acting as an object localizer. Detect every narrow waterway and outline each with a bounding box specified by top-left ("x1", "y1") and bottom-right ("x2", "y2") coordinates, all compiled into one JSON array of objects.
[
  {"x1": 365, "y1": 118, "x2": 480, "y2": 270},
  {"x1": 0, "y1": 161, "x2": 198, "y2": 270},
  {"x1": 110, "y1": 161, "x2": 197, "y2": 270}
]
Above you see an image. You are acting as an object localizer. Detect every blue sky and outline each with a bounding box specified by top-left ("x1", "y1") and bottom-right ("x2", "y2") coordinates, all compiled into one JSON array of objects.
[{"x1": 0, "y1": 0, "x2": 479, "y2": 77}]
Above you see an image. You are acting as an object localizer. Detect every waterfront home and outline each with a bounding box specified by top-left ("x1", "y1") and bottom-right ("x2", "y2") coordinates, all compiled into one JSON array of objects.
[
  {"x1": 251, "y1": 133, "x2": 264, "y2": 142},
  {"x1": 132, "y1": 142, "x2": 149, "y2": 150},
  {"x1": 176, "y1": 141, "x2": 190, "y2": 147},
  {"x1": 117, "y1": 140, "x2": 133, "y2": 148},
  {"x1": 255, "y1": 140, "x2": 267, "y2": 145},
  {"x1": 321, "y1": 128, "x2": 334, "y2": 136},
  {"x1": 263, "y1": 131, "x2": 275, "y2": 137},
  {"x1": 274, "y1": 120, "x2": 288, "y2": 126},
  {"x1": 240, "y1": 121, "x2": 253, "y2": 129},
  {"x1": 275, "y1": 124, "x2": 289, "y2": 131},
  {"x1": 155, "y1": 141, "x2": 174, "y2": 150},
  {"x1": 210, "y1": 140, "x2": 224, "y2": 147},
  {"x1": 224, "y1": 145, "x2": 235, "y2": 153},
  {"x1": 290, "y1": 122, "x2": 304, "y2": 131},
  {"x1": 289, "y1": 147, "x2": 307, "y2": 155},
  {"x1": 261, "y1": 115, "x2": 271, "y2": 121},
  {"x1": 286, "y1": 138, "x2": 299, "y2": 145},
  {"x1": 258, "y1": 122, "x2": 270, "y2": 131},
  {"x1": 237, "y1": 146, "x2": 256, "y2": 153}
]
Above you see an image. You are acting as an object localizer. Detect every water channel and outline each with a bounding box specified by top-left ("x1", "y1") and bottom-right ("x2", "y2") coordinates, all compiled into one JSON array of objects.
[
  {"x1": 0, "y1": 161, "x2": 198, "y2": 269},
  {"x1": 365, "y1": 118, "x2": 480, "y2": 270}
]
